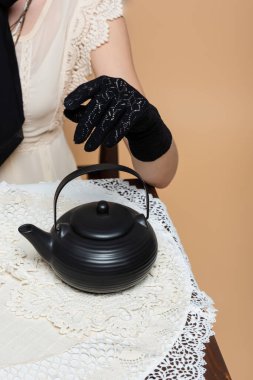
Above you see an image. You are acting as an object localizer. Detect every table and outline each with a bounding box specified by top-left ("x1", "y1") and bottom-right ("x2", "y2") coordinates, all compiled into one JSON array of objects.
[{"x1": 0, "y1": 176, "x2": 232, "y2": 379}]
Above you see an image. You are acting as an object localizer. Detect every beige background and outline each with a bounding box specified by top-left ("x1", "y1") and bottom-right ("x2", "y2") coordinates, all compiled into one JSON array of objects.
[{"x1": 65, "y1": 1, "x2": 253, "y2": 379}]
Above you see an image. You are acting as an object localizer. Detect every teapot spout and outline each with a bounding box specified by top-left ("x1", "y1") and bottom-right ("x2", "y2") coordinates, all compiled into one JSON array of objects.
[{"x1": 18, "y1": 224, "x2": 53, "y2": 263}]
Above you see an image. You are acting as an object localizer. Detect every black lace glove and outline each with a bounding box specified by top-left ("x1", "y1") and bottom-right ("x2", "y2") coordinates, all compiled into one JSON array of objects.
[{"x1": 64, "y1": 75, "x2": 172, "y2": 161}]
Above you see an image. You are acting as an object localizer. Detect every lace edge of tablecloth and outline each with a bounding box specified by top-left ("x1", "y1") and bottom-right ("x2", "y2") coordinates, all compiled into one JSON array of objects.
[
  {"x1": 91, "y1": 179, "x2": 218, "y2": 380},
  {"x1": 0, "y1": 279, "x2": 217, "y2": 380}
]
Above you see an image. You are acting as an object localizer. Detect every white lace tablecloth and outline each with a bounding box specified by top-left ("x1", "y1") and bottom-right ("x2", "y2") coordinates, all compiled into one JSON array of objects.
[{"x1": 0, "y1": 179, "x2": 216, "y2": 379}]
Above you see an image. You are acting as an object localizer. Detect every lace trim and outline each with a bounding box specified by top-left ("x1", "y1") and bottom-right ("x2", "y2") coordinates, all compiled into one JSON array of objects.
[
  {"x1": 18, "y1": 41, "x2": 32, "y2": 125},
  {"x1": 63, "y1": 0, "x2": 124, "y2": 96},
  {"x1": 45, "y1": 0, "x2": 123, "y2": 141},
  {"x1": 0, "y1": 180, "x2": 216, "y2": 379}
]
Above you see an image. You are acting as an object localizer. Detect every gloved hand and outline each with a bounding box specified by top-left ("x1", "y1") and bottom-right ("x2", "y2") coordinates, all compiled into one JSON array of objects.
[{"x1": 64, "y1": 75, "x2": 172, "y2": 161}]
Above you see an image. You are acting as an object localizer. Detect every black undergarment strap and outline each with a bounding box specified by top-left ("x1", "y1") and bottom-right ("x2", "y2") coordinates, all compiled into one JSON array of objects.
[{"x1": 0, "y1": 0, "x2": 25, "y2": 165}]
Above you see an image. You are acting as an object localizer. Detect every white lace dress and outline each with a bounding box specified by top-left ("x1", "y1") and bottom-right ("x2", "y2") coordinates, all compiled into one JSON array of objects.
[{"x1": 0, "y1": 0, "x2": 123, "y2": 184}]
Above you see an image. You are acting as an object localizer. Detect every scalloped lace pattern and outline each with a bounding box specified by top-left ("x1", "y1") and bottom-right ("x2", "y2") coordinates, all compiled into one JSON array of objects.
[
  {"x1": 63, "y1": 0, "x2": 124, "y2": 95},
  {"x1": 0, "y1": 179, "x2": 216, "y2": 379},
  {"x1": 58, "y1": 0, "x2": 124, "y2": 142},
  {"x1": 18, "y1": 41, "x2": 32, "y2": 126}
]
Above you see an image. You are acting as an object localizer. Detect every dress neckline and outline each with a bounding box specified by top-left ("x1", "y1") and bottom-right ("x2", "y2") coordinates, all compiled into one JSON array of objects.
[{"x1": 18, "y1": 0, "x2": 53, "y2": 42}]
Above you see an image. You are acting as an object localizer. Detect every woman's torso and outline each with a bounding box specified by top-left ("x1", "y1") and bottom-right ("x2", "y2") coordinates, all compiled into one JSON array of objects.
[
  {"x1": 1, "y1": 0, "x2": 80, "y2": 182},
  {"x1": 1, "y1": 0, "x2": 123, "y2": 183}
]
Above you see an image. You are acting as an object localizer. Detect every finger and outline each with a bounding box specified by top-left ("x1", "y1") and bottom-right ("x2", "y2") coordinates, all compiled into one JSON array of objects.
[
  {"x1": 73, "y1": 96, "x2": 112, "y2": 144},
  {"x1": 74, "y1": 122, "x2": 94, "y2": 144},
  {"x1": 64, "y1": 77, "x2": 102, "y2": 110},
  {"x1": 103, "y1": 112, "x2": 131, "y2": 147},
  {"x1": 84, "y1": 101, "x2": 125, "y2": 151},
  {"x1": 64, "y1": 105, "x2": 87, "y2": 123}
]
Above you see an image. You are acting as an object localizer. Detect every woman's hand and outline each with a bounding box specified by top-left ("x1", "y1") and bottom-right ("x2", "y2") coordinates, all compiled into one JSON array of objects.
[
  {"x1": 64, "y1": 75, "x2": 149, "y2": 150},
  {"x1": 64, "y1": 75, "x2": 172, "y2": 162}
]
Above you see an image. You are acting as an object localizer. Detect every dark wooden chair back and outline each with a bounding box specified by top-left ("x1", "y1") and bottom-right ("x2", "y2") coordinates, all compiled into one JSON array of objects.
[{"x1": 78, "y1": 145, "x2": 119, "y2": 179}]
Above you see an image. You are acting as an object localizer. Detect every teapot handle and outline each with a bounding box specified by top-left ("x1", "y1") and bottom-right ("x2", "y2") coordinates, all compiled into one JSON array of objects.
[{"x1": 54, "y1": 163, "x2": 150, "y2": 229}]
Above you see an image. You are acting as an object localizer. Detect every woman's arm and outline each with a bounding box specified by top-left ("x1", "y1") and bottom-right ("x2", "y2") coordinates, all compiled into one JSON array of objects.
[{"x1": 90, "y1": 17, "x2": 178, "y2": 188}]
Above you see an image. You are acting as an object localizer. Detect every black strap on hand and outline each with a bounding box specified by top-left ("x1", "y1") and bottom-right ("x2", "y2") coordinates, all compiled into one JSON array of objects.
[{"x1": 64, "y1": 75, "x2": 172, "y2": 162}]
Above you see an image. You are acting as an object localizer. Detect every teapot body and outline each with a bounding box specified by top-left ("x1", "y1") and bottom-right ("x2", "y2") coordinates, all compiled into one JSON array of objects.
[{"x1": 50, "y1": 204, "x2": 157, "y2": 293}]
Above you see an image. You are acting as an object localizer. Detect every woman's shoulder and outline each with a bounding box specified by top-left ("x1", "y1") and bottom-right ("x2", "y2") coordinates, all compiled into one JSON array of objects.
[
  {"x1": 70, "y1": 0, "x2": 124, "y2": 48},
  {"x1": 62, "y1": 0, "x2": 124, "y2": 90},
  {"x1": 67, "y1": 0, "x2": 124, "y2": 39},
  {"x1": 76, "y1": 0, "x2": 124, "y2": 15}
]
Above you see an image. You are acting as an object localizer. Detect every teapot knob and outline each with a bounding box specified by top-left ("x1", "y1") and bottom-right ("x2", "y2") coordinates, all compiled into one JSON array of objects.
[{"x1": 96, "y1": 200, "x2": 109, "y2": 215}]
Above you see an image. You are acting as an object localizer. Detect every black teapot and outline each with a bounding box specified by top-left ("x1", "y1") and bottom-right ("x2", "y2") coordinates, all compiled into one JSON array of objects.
[{"x1": 18, "y1": 164, "x2": 158, "y2": 293}]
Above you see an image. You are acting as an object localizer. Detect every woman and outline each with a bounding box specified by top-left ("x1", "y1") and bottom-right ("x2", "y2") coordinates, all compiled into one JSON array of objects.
[{"x1": 1, "y1": 0, "x2": 178, "y2": 187}]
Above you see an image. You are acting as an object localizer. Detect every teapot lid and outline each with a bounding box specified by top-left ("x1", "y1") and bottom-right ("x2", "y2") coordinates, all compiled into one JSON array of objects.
[{"x1": 70, "y1": 200, "x2": 136, "y2": 240}]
